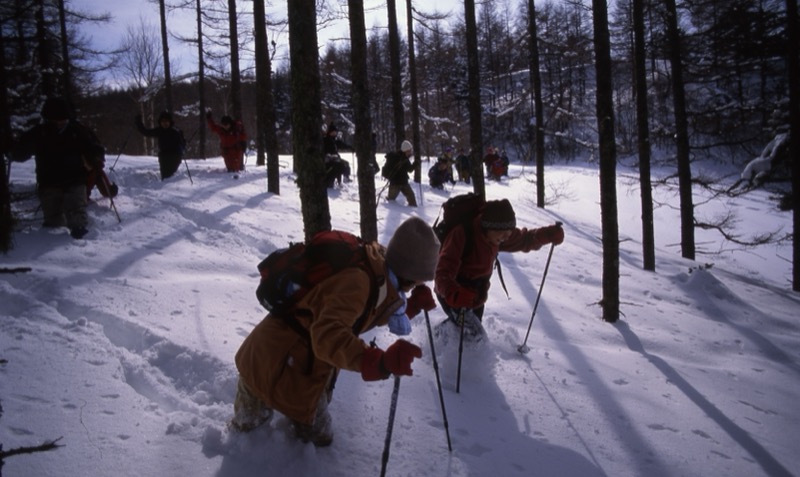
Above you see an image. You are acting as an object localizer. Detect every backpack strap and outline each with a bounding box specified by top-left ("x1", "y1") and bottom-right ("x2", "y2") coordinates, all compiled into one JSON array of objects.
[
  {"x1": 458, "y1": 221, "x2": 510, "y2": 300},
  {"x1": 278, "y1": 249, "x2": 382, "y2": 376}
]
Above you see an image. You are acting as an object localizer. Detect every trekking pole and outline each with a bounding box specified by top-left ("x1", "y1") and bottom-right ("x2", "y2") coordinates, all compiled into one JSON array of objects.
[
  {"x1": 380, "y1": 375, "x2": 402, "y2": 477},
  {"x1": 518, "y1": 221, "x2": 562, "y2": 354},
  {"x1": 424, "y1": 310, "x2": 452, "y2": 451},
  {"x1": 456, "y1": 308, "x2": 466, "y2": 393},
  {"x1": 98, "y1": 171, "x2": 121, "y2": 223},
  {"x1": 375, "y1": 180, "x2": 391, "y2": 208},
  {"x1": 110, "y1": 129, "x2": 134, "y2": 172},
  {"x1": 183, "y1": 158, "x2": 194, "y2": 185}
]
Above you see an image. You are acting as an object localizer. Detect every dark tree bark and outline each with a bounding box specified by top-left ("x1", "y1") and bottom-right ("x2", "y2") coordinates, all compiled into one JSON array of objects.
[
  {"x1": 158, "y1": 0, "x2": 173, "y2": 111},
  {"x1": 195, "y1": 0, "x2": 207, "y2": 159},
  {"x1": 35, "y1": 0, "x2": 56, "y2": 97},
  {"x1": 664, "y1": 0, "x2": 695, "y2": 260},
  {"x1": 406, "y1": 0, "x2": 422, "y2": 186},
  {"x1": 464, "y1": 0, "x2": 485, "y2": 199},
  {"x1": 633, "y1": 0, "x2": 655, "y2": 271},
  {"x1": 287, "y1": 0, "x2": 330, "y2": 239},
  {"x1": 387, "y1": 0, "x2": 405, "y2": 149},
  {"x1": 0, "y1": 25, "x2": 13, "y2": 253},
  {"x1": 787, "y1": 0, "x2": 800, "y2": 292},
  {"x1": 347, "y1": 0, "x2": 378, "y2": 242},
  {"x1": 591, "y1": 0, "x2": 620, "y2": 323},
  {"x1": 527, "y1": 0, "x2": 545, "y2": 208},
  {"x1": 227, "y1": 0, "x2": 243, "y2": 121},
  {"x1": 56, "y1": 0, "x2": 72, "y2": 101},
  {"x1": 253, "y1": 0, "x2": 279, "y2": 193}
]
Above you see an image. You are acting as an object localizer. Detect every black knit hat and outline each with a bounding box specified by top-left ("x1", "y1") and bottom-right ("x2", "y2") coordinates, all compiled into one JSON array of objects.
[
  {"x1": 41, "y1": 97, "x2": 71, "y2": 121},
  {"x1": 221, "y1": 115, "x2": 234, "y2": 125},
  {"x1": 386, "y1": 217, "x2": 440, "y2": 282},
  {"x1": 481, "y1": 199, "x2": 516, "y2": 230},
  {"x1": 328, "y1": 122, "x2": 338, "y2": 133},
  {"x1": 158, "y1": 110, "x2": 173, "y2": 123}
]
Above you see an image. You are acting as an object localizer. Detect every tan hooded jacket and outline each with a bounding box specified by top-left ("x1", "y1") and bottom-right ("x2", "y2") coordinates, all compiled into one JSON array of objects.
[{"x1": 235, "y1": 242, "x2": 404, "y2": 424}]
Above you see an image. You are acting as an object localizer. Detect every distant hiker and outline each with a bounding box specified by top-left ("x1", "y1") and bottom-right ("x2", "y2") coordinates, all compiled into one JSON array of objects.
[
  {"x1": 135, "y1": 111, "x2": 186, "y2": 180},
  {"x1": 483, "y1": 147, "x2": 503, "y2": 180},
  {"x1": 322, "y1": 122, "x2": 352, "y2": 187},
  {"x1": 455, "y1": 148, "x2": 471, "y2": 184},
  {"x1": 206, "y1": 111, "x2": 247, "y2": 174},
  {"x1": 381, "y1": 140, "x2": 418, "y2": 206},
  {"x1": 434, "y1": 198, "x2": 564, "y2": 339},
  {"x1": 232, "y1": 217, "x2": 440, "y2": 446},
  {"x1": 11, "y1": 97, "x2": 106, "y2": 239},
  {"x1": 428, "y1": 156, "x2": 455, "y2": 190}
]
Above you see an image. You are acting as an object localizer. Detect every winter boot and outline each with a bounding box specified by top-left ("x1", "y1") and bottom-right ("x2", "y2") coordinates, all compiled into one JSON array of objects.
[
  {"x1": 292, "y1": 393, "x2": 333, "y2": 447},
  {"x1": 70, "y1": 226, "x2": 89, "y2": 239},
  {"x1": 230, "y1": 378, "x2": 274, "y2": 432}
]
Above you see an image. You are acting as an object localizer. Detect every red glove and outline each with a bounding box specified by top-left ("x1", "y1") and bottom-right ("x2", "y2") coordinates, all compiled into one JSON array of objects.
[
  {"x1": 360, "y1": 340, "x2": 422, "y2": 381},
  {"x1": 449, "y1": 287, "x2": 477, "y2": 309},
  {"x1": 539, "y1": 224, "x2": 564, "y2": 246},
  {"x1": 405, "y1": 285, "x2": 436, "y2": 318},
  {"x1": 383, "y1": 339, "x2": 422, "y2": 376},
  {"x1": 361, "y1": 346, "x2": 389, "y2": 381}
]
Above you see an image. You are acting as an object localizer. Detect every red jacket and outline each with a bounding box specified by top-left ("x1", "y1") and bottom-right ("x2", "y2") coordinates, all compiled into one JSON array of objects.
[
  {"x1": 207, "y1": 117, "x2": 246, "y2": 170},
  {"x1": 434, "y1": 214, "x2": 553, "y2": 307}
]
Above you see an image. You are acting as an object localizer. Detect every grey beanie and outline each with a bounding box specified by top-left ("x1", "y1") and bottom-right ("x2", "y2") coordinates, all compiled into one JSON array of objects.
[{"x1": 386, "y1": 217, "x2": 440, "y2": 282}]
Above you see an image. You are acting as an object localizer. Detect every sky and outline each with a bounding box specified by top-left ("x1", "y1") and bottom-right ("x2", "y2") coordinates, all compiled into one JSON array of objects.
[
  {"x1": 1, "y1": 149, "x2": 798, "y2": 476},
  {"x1": 72, "y1": 0, "x2": 466, "y2": 85}
]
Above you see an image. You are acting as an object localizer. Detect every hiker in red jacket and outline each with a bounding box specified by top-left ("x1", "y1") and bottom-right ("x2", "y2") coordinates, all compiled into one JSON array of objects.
[
  {"x1": 206, "y1": 111, "x2": 247, "y2": 173},
  {"x1": 434, "y1": 199, "x2": 564, "y2": 339}
]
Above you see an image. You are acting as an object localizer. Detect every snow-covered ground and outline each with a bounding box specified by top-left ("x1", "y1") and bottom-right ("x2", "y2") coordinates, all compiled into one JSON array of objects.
[{"x1": 1, "y1": 154, "x2": 798, "y2": 477}]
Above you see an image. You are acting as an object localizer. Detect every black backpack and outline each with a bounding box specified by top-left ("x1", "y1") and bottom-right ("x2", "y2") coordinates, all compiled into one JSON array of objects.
[
  {"x1": 432, "y1": 193, "x2": 485, "y2": 247},
  {"x1": 432, "y1": 193, "x2": 509, "y2": 297}
]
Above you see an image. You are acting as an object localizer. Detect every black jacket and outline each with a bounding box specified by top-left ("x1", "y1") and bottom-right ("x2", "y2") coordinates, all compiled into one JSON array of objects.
[
  {"x1": 135, "y1": 117, "x2": 185, "y2": 160},
  {"x1": 13, "y1": 121, "x2": 104, "y2": 188},
  {"x1": 383, "y1": 151, "x2": 415, "y2": 185}
]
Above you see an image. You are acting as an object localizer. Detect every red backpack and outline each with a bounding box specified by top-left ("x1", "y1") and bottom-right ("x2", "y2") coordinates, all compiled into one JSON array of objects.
[{"x1": 256, "y1": 230, "x2": 379, "y2": 320}]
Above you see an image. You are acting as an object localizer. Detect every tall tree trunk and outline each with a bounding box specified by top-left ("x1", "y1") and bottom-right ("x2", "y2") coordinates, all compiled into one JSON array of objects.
[
  {"x1": 387, "y1": 0, "x2": 405, "y2": 149},
  {"x1": 633, "y1": 0, "x2": 655, "y2": 271},
  {"x1": 253, "y1": 0, "x2": 279, "y2": 192},
  {"x1": 0, "y1": 26, "x2": 13, "y2": 253},
  {"x1": 591, "y1": 0, "x2": 620, "y2": 323},
  {"x1": 158, "y1": 0, "x2": 173, "y2": 111},
  {"x1": 158, "y1": 0, "x2": 173, "y2": 110},
  {"x1": 288, "y1": 0, "x2": 329, "y2": 239},
  {"x1": 406, "y1": 0, "x2": 422, "y2": 186},
  {"x1": 527, "y1": 0, "x2": 545, "y2": 208},
  {"x1": 464, "y1": 0, "x2": 485, "y2": 199},
  {"x1": 787, "y1": 0, "x2": 800, "y2": 292},
  {"x1": 227, "y1": 0, "x2": 242, "y2": 120},
  {"x1": 664, "y1": 0, "x2": 694, "y2": 260},
  {"x1": 348, "y1": 0, "x2": 378, "y2": 242},
  {"x1": 35, "y1": 0, "x2": 56, "y2": 97},
  {"x1": 195, "y1": 0, "x2": 206, "y2": 159},
  {"x1": 56, "y1": 0, "x2": 71, "y2": 101}
]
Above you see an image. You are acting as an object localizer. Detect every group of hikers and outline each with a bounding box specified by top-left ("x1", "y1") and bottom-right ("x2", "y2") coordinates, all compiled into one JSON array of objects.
[
  {"x1": 9, "y1": 97, "x2": 517, "y2": 242},
  {"x1": 428, "y1": 146, "x2": 509, "y2": 190},
  {"x1": 8, "y1": 96, "x2": 566, "y2": 453},
  {"x1": 235, "y1": 205, "x2": 565, "y2": 447},
  {"x1": 9, "y1": 98, "x2": 249, "y2": 238}
]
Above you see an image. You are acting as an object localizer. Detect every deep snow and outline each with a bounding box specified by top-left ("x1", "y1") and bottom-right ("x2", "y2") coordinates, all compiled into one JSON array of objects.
[{"x1": 1, "y1": 153, "x2": 798, "y2": 477}]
